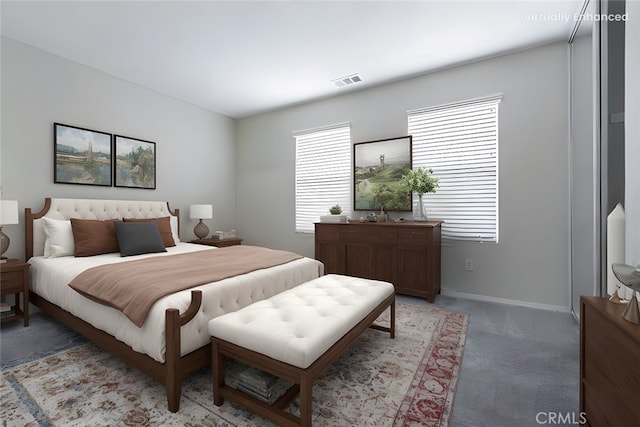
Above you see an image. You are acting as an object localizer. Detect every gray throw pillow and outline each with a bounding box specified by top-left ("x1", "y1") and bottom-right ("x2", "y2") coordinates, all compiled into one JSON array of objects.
[{"x1": 114, "y1": 221, "x2": 167, "y2": 257}]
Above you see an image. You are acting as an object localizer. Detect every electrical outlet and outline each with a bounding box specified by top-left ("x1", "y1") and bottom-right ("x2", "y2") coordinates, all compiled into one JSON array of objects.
[{"x1": 464, "y1": 258, "x2": 474, "y2": 271}]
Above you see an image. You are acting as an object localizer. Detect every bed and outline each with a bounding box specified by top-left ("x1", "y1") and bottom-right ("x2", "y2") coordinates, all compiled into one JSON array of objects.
[{"x1": 25, "y1": 198, "x2": 323, "y2": 412}]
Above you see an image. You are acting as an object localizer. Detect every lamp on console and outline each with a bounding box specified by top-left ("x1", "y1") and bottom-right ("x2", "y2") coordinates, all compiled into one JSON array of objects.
[
  {"x1": 0, "y1": 200, "x2": 19, "y2": 261},
  {"x1": 190, "y1": 204, "x2": 213, "y2": 240}
]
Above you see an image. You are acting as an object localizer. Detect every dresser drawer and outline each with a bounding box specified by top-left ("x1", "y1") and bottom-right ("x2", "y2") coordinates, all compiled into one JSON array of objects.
[
  {"x1": 0, "y1": 270, "x2": 24, "y2": 293},
  {"x1": 398, "y1": 228, "x2": 431, "y2": 243},
  {"x1": 342, "y1": 226, "x2": 397, "y2": 242},
  {"x1": 315, "y1": 224, "x2": 342, "y2": 241}
]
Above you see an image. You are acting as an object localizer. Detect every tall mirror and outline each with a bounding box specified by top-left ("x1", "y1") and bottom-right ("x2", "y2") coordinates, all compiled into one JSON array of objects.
[
  {"x1": 569, "y1": 0, "x2": 600, "y2": 319},
  {"x1": 600, "y1": 0, "x2": 626, "y2": 297}
]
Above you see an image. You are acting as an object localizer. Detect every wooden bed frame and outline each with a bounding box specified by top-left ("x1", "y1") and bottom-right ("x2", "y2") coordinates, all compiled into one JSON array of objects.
[{"x1": 26, "y1": 198, "x2": 207, "y2": 412}]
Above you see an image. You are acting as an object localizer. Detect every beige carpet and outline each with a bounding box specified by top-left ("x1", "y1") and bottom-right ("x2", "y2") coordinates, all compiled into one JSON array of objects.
[{"x1": 1, "y1": 301, "x2": 467, "y2": 426}]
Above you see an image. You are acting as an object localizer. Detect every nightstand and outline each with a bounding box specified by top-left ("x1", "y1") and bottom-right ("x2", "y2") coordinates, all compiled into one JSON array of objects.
[
  {"x1": 191, "y1": 238, "x2": 243, "y2": 248},
  {"x1": 0, "y1": 259, "x2": 30, "y2": 327}
]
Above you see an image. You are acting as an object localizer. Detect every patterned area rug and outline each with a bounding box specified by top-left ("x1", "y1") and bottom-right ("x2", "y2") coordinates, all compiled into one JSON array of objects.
[{"x1": 1, "y1": 301, "x2": 468, "y2": 426}]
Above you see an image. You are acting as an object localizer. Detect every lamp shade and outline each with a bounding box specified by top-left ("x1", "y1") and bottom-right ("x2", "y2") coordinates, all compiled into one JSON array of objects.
[
  {"x1": 190, "y1": 204, "x2": 213, "y2": 219},
  {"x1": 0, "y1": 200, "x2": 19, "y2": 225}
]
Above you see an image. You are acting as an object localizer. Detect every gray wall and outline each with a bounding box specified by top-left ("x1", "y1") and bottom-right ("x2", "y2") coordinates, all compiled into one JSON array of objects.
[
  {"x1": 0, "y1": 37, "x2": 238, "y2": 258},
  {"x1": 237, "y1": 42, "x2": 570, "y2": 308},
  {"x1": 1, "y1": 37, "x2": 572, "y2": 308}
]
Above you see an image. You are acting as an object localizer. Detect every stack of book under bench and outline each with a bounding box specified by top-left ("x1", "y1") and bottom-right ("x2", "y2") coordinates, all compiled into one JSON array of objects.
[{"x1": 237, "y1": 366, "x2": 291, "y2": 404}]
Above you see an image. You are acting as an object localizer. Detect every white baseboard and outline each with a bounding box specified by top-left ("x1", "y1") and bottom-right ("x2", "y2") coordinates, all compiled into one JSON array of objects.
[{"x1": 440, "y1": 289, "x2": 571, "y2": 313}]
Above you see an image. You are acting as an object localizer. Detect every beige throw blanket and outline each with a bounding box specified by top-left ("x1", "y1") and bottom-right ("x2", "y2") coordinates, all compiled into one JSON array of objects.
[{"x1": 69, "y1": 246, "x2": 303, "y2": 327}]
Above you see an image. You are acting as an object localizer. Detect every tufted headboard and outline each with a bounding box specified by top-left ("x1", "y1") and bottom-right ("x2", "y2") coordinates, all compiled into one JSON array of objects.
[{"x1": 25, "y1": 198, "x2": 180, "y2": 260}]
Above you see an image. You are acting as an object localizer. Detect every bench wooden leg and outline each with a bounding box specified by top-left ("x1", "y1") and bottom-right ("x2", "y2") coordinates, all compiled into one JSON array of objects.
[
  {"x1": 390, "y1": 298, "x2": 396, "y2": 339},
  {"x1": 300, "y1": 373, "x2": 313, "y2": 427},
  {"x1": 212, "y1": 339, "x2": 225, "y2": 406}
]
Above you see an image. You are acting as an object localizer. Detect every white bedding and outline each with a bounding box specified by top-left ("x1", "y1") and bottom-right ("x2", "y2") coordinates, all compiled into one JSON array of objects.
[{"x1": 29, "y1": 242, "x2": 323, "y2": 363}]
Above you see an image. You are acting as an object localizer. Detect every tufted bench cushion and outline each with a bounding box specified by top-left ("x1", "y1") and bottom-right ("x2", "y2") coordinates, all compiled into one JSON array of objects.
[
  {"x1": 208, "y1": 274, "x2": 394, "y2": 369},
  {"x1": 209, "y1": 274, "x2": 395, "y2": 427}
]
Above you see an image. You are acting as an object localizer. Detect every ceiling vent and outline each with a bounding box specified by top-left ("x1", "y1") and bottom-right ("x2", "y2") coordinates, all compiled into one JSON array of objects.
[{"x1": 332, "y1": 74, "x2": 362, "y2": 88}]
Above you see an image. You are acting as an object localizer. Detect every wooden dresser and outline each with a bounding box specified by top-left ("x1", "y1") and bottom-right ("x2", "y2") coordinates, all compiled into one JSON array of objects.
[
  {"x1": 580, "y1": 296, "x2": 640, "y2": 426},
  {"x1": 314, "y1": 221, "x2": 442, "y2": 302}
]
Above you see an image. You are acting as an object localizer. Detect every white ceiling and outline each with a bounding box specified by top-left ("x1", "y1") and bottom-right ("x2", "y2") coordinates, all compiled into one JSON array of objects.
[{"x1": 1, "y1": 0, "x2": 583, "y2": 119}]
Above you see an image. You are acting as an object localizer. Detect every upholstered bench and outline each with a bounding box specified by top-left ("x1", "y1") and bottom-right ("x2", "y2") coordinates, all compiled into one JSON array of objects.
[{"x1": 208, "y1": 274, "x2": 395, "y2": 427}]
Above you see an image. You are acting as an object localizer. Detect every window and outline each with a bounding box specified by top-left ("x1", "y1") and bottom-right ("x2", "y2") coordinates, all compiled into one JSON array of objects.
[
  {"x1": 408, "y1": 95, "x2": 501, "y2": 242},
  {"x1": 295, "y1": 123, "x2": 351, "y2": 233}
]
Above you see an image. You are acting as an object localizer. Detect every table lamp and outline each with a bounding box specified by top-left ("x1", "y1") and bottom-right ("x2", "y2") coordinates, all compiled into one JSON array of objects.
[
  {"x1": 190, "y1": 204, "x2": 213, "y2": 240},
  {"x1": 0, "y1": 200, "x2": 19, "y2": 261}
]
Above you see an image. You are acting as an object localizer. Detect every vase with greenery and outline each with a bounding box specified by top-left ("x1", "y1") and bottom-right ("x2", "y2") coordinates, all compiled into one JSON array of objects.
[
  {"x1": 329, "y1": 204, "x2": 342, "y2": 215},
  {"x1": 399, "y1": 167, "x2": 439, "y2": 221}
]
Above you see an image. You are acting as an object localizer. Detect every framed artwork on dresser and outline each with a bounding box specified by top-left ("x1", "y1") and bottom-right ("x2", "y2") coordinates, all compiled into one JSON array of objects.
[
  {"x1": 114, "y1": 135, "x2": 156, "y2": 189},
  {"x1": 54, "y1": 123, "x2": 113, "y2": 186}
]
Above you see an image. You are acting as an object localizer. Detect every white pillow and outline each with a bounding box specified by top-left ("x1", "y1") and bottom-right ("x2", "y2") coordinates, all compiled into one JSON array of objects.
[
  {"x1": 43, "y1": 217, "x2": 74, "y2": 257},
  {"x1": 170, "y1": 215, "x2": 180, "y2": 243}
]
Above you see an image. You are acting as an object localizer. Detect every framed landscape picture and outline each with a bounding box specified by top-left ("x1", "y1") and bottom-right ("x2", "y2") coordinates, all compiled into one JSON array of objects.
[
  {"x1": 54, "y1": 123, "x2": 113, "y2": 186},
  {"x1": 353, "y1": 135, "x2": 412, "y2": 211},
  {"x1": 114, "y1": 135, "x2": 156, "y2": 189}
]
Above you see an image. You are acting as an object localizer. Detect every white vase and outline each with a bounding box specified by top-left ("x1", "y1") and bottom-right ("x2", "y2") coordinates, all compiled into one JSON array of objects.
[{"x1": 414, "y1": 194, "x2": 427, "y2": 222}]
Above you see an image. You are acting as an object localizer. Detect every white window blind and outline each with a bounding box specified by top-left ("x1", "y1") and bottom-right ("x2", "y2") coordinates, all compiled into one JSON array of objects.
[
  {"x1": 295, "y1": 123, "x2": 351, "y2": 233},
  {"x1": 408, "y1": 95, "x2": 501, "y2": 242}
]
